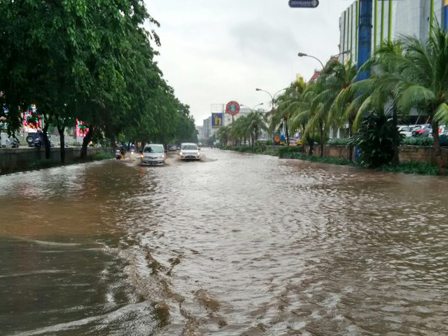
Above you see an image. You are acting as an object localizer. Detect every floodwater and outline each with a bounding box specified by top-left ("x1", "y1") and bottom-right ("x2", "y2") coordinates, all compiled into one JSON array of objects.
[{"x1": 1, "y1": 149, "x2": 448, "y2": 336}]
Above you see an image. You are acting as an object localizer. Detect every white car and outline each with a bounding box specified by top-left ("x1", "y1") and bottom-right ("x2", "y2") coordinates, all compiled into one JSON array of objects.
[
  {"x1": 179, "y1": 143, "x2": 201, "y2": 160},
  {"x1": 398, "y1": 125, "x2": 413, "y2": 137},
  {"x1": 141, "y1": 144, "x2": 166, "y2": 165}
]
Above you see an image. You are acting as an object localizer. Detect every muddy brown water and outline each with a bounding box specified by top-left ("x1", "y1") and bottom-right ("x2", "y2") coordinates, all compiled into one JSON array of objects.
[{"x1": 1, "y1": 149, "x2": 448, "y2": 335}]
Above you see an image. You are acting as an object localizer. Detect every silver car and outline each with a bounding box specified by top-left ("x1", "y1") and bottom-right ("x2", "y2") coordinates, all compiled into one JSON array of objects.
[
  {"x1": 179, "y1": 143, "x2": 201, "y2": 160},
  {"x1": 141, "y1": 144, "x2": 166, "y2": 165}
]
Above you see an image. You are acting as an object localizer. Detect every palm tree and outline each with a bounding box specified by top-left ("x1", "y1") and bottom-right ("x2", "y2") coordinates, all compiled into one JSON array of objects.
[
  {"x1": 246, "y1": 112, "x2": 267, "y2": 149},
  {"x1": 347, "y1": 41, "x2": 406, "y2": 164},
  {"x1": 216, "y1": 125, "x2": 231, "y2": 147},
  {"x1": 302, "y1": 81, "x2": 328, "y2": 157},
  {"x1": 272, "y1": 81, "x2": 306, "y2": 146},
  {"x1": 229, "y1": 115, "x2": 250, "y2": 146},
  {"x1": 319, "y1": 60, "x2": 358, "y2": 159},
  {"x1": 353, "y1": 26, "x2": 448, "y2": 172}
]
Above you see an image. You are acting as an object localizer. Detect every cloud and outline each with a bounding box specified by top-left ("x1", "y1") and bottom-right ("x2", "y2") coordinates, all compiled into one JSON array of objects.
[
  {"x1": 146, "y1": 0, "x2": 350, "y2": 124},
  {"x1": 230, "y1": 20, "x2": 300, "y2": 64}
]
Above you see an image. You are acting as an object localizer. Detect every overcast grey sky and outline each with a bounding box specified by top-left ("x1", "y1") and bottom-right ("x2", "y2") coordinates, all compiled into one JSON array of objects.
[{"x1": 145, "y1": 0, "x2": 351, "y2": 125}]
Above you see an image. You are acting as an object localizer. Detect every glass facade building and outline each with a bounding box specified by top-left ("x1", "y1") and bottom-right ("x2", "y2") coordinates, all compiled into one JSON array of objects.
[{"x1": 339, "y1": 0, "x2": 445, "y2": 64}]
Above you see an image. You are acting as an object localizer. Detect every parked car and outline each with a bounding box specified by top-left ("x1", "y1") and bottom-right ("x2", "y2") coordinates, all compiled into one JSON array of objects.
[
  {"x1": 412, "y1": 124, "x2": 432, "y2": 137},
  {"x1": 140, "y1": 144, "x2": 166, "y2": 166},
  {"x1": 288, "y1": 138, "x2": 299, "y2": 146},
  {"x1": 179, "y1": 143, "x2": 201, "y2": 160},
  {"x1": 397, "y1": 125, "x2": 413, "y2": 137}
]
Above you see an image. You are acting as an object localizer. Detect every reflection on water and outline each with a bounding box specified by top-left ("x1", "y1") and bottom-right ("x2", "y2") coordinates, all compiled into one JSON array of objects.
[{"x1": 1, "y1": 151, "x2": 448, "y2": 335}]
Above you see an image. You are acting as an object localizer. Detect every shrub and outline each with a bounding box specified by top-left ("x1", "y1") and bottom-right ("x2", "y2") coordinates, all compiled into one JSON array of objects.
[
  {"x1": 278, "y1": 146, "x2": 303, "y2": 158},
  {"x1": 92, "y1": 152, "x2": 114, "y2": 160},
  {"x1": 262, "y1": 149, "x2": 279, "y2": 156},
  {"x1": 401, "y1": 137, "x2": 434, "y2": 146},
  {"x1": 328, "y1": 138, "x2": 351, "y2": 146},
  {"x1": 351, "y1": 113, "x2": 399, "y2": 168}
]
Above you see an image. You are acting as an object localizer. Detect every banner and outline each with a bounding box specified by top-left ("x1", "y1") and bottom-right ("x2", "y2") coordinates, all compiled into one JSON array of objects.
[
  {"x1": 23, "y1": 104, "x2": 42, "y2": 132},
  {"x1": 76, "y1": 119, "x2": 89, "y2": 137}
]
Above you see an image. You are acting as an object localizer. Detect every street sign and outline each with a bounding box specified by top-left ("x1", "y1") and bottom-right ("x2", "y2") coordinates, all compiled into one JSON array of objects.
[
  {"x1": 211, "y1": 113, "x2": 223, "y2": 129},
  {"x1": 226, "y1": 101, "x2": 240, "y2": 116},
  {"x1": 289, "y1": 0, "x2": 319, "y2": 8}
]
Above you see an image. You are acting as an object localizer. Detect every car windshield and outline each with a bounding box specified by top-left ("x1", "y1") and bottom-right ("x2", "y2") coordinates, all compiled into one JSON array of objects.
[
  {"x1": 182, "y1": 145, "x2": 197, "y2": 150},
  {"x1": 144, "y1": 146, "x2": 164, "y2": 153},
  {"x1": 399, "y1": 126, "x2": 411, "y2": 132}
]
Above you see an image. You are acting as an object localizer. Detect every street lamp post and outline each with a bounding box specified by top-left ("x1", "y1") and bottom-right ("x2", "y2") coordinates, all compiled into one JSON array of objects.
[
  {"x1": 297, "y1": 52, "x2": 325, "y2": 69},
  {"x1": 255, "y1": 88, "x2": 287, "y2": 110},
  {"x1": 256, "y1": 87, "x2": 288, "y2": 144},
  {"x1": 241, "y1": 103, "x2": 264, "y2": 113}
]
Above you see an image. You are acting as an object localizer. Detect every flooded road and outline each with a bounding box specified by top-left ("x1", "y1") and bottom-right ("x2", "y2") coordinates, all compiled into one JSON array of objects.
[{"x1": 1, "y1": 149, "x2": 448, "y2": 335}]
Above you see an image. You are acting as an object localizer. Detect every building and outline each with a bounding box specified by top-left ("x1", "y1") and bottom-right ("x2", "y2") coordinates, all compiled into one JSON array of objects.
[
  {"x1": 333, "y1": 0, "x2": 446, "y2": 139},
  {"x1": 196, "y1": 126, "x2": 204, "y2": 140},
  {"x1": 202, "y1": 116, "x2": 211, "y2": 140},
  {"x1": 339, "y1": 0, "x2": 445, "y2": 65}
]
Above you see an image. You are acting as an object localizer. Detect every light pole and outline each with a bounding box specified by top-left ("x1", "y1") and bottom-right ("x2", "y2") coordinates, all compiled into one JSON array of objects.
[
  {"x1": 241, "y1": 103, "x2": 264, "y2": 112},
  {"x1": 330, "y1": 50, "x2": 352, "y2": 63},
  {"x1": 256, "y1": 87, "x2": 288, "y2": 144},
  {"x1": 255, "y1": 88, "x2": 287, "y2": 110},
  {"x1": 297, "y1": 52, "x2": 325, "y2": 69}
]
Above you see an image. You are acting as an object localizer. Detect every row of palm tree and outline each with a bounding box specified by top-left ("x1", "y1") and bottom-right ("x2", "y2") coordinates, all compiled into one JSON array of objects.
[
  {"x1": 217, "y1": 112, "x2": 267, "y2": 149},
  {"x1": 268, "y1": 26, "x2": 448, "y2": 172}
]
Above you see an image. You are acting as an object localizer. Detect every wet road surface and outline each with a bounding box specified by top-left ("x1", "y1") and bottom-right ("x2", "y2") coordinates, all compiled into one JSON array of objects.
[{"x1": 1, "y1": 149, "x2": 448, "y2": 335}]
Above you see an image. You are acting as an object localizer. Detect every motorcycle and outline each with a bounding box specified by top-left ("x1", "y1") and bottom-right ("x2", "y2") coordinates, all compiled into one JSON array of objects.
[
  {"x1": 115, "y1": 149, "x2": 122, "y2": 160},
  {"x1": 26, "y1": 132, "x2": 54, "y2": 148},
  {"x1": 10, "y1": 137, "x2": 20, "y2": 148}
]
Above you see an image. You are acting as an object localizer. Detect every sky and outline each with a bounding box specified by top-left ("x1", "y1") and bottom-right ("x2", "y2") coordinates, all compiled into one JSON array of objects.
[{"x1": 145, "y1": 0, "x2": 352, "y2": 125}]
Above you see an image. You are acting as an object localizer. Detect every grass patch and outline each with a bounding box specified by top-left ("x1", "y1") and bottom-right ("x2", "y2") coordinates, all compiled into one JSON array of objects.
[
  {"x1": 378, "y1": 162, "x2": 439, "y2": 175},
  {"x1": 281, "y1": 152, "x2": 353, "y2": 166}
]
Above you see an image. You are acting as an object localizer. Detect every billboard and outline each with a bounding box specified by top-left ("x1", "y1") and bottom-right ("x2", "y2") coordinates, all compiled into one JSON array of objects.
[
  {"x1": 211, "y1": 113, "x2": 223, "y2": 129},
  {"x1": 211, "y1": 104, "x2": 224, "y2": 113}
]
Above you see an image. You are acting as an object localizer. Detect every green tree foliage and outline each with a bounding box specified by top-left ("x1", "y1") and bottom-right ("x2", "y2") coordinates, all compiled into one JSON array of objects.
[
  {"x1": 351, "y1": 113, "x2": 399, "y2": 168},
  {"x1": 351, "y1": 26, "x2": 448, "y2": 172},
  {"x1": 218, "y1": 113, "x2": 267, "y2": 148},
  {"x1": 0, "y1": 0, "x2": 196, "y2": 162}
]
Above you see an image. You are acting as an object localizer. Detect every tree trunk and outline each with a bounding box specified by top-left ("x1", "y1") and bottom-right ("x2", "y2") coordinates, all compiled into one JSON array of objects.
[
  {"x1": 319, "y1": 122, "x2": 324, "y2": 157},
  {"x1": 57, "y1": 125, "x2": 66, "y2": 164},
  {"x1": 391, "y1": 110, "x2": 400, "y2": 165},
  {"x1": 348, "y1": 119, "x2": 354, "y2": 161},
  {"x1": 285, "y1": 119, "x2": 290, "y2": 147},
  {"x1": 308, "y1": 139, "x2": 314, "y2": 155},
  {"x1": 42, "y1": 123, "x2": 51, "y2": 160},
  {"x1": 432, "y1": 120, "x2": 446, "y2": 175},
  {"x1": 81, "y1": 128, "x2": 93, "y2": 160}
]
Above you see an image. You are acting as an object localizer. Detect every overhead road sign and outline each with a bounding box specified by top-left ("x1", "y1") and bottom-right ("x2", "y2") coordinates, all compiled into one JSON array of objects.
[
  {"x1": 226, "y1": 101, "x2": 240, "y2": 116},
  {"x1": 289, "y1": 0, "x2": 319, "y2": 8}
]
